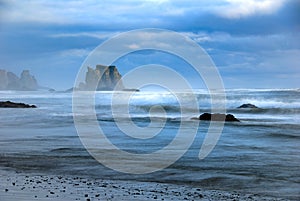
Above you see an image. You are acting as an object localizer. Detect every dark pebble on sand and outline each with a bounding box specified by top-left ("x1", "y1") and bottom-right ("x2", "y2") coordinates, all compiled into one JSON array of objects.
[
  {"x1": 86, "y1": 199, "x2": 90, "y2": 201},
  {"x1": 12, "y1": 182, "x2": 15, "y2": 186},
  {"x1": 95, "y1": 194, "x2": 100, "y2": 197},
  {"x1": 5, "y1": 188, "x2": 8, "y2": 192},
  {"x1": 85, "y1": 194, "x2": 88, "y2": 197},
  {"x1": 50, "y1": 191, "x2": 55, "y2": 194}
]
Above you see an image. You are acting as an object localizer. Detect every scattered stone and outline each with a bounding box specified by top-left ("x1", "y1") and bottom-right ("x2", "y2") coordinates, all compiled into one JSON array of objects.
[{"x1": 5, "y1": 188, "x2": 8, "y2": 192}]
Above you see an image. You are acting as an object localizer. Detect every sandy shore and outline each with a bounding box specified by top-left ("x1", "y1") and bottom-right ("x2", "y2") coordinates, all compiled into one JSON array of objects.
[{"x1": 0, "y1": 169, "x2": 290, "y2": 201}]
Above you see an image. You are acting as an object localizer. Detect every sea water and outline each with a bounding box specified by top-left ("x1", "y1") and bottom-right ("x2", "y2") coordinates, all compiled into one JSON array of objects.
[{"x1": 0, "y1": 89, "x2": 299, "y2": 199}]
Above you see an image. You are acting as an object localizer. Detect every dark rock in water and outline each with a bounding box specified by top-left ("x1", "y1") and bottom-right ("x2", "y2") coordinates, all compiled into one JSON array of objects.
[
  {"x1": 0, "y1": 101, "x2": 37, "y2": 108},
  {"x1": 199, "y1": 113, "x2": 239, "y2": 122},
  {"x1": 238, "y1": 103, "x2": 259, "y2": 109},
  {"x1": 122, "y1": 88, "x2": 140, "y2": 92}
]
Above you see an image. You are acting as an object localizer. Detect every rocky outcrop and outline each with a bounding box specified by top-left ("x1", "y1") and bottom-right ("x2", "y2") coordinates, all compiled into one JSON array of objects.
[
  {"x1": 198, "y1": 113, "x2": 240, "y2": 122},
  {"x1": 0, "y1": 70, "x2": 8, "y2": 90},
  {"x1": 19, "y1": 70, "x2": 38, "y2": 90},
  {"x1": 0, "y1": 69, "x2": 38, "y2": 90},
  {"x1": 238, "y1": 103, "x2": 259, "y2": 109},
  {"x1": 80, "y1": 65, "x2": 124, "y2": 91},
  {"x1": 0, "y1": 101, "x2": 37, "y2": 108}
]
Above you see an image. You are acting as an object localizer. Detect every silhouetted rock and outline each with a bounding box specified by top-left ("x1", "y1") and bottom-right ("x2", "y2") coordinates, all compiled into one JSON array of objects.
[
  {"x1": 80, "y1": 65, "x2": 124, "y2": 91},
  {"x1": 238, "y1": 103, "x2": 259, "y2": 109},
  {"x1": 0, "y1": 101, "x2": 37, "y2": 108},
  {"x1": 199, "y1": 113, "x2": 239, "y2": 122}
]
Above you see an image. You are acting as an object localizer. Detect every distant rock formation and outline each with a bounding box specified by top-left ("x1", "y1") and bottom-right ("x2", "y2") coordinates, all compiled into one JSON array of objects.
[
  {"x1": 0, "y1": 69, "x2": 38, "y2": 90},
  {"x1": 80, "y1": 65, "x2": 124, "y2": 91},
  {"x1": 0, "y1": 101, "x2": 37, "y2": 108},
  {"x1": 238, "y1": 103, "x2": 259, "y2": 109},
  {"x1": 198, "y1": 113, "x2": 240, "y2": 122}
]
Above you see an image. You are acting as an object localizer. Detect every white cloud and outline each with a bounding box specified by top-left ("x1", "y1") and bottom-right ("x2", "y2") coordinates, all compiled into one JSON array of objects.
[
  {"x1": 216, "y1": 0, "x2": 286, "y2": 19},
  {"x1": 0, "y1": 0, "x2": 69, "y2": 23},
  {"x1": 59, "y1": 48, "x2": 91, "y2": 58},
  {"x1": 49, "y1": 32, "x2": 119, "y2": 40},
  {"x1": 128, "y1": 44, "x2": 141, "y2": 50},
  {"x1": 182, "y1": 32, "x2": 213, "y2": 43}
]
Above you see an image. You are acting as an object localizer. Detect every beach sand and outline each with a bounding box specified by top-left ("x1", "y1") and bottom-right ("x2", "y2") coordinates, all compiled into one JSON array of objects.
[{"x1": 0, "y1": 169, "x2": 289, "y2": 201}]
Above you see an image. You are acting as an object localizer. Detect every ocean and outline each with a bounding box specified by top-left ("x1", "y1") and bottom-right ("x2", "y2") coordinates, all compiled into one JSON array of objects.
[{"x1": 0, "y1": 89, "x2": 299, "y2": 200}]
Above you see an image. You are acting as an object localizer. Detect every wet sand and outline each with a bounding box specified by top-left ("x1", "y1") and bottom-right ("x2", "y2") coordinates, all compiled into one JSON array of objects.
[{"x1": 0, "y1": 169, "x2": 289, "y2": 201}]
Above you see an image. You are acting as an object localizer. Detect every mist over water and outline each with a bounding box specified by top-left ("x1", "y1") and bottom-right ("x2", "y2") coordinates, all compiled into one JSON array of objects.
[{"x1": 0, "y1": 89, "x2": 299, "y2": 199}]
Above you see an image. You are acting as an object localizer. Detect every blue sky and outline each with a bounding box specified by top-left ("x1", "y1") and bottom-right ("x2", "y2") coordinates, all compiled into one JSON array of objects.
[{"x1": 0, "y1": 0, "x2": 299, "y2": 89}]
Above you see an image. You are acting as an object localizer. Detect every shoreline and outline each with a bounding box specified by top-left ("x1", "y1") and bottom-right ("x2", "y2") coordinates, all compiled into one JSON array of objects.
[{"x1": 0, "y1": 169, "x2": 291, "y2": 201}]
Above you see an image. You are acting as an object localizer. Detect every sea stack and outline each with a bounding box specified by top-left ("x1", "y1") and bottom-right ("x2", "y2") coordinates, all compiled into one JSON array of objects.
[
  {"x1": 0, "y1": 69, "x2": 38, "y2": 91},
  {"x1": 81, "y1": 65, "x2": 124, "y2": 91}
]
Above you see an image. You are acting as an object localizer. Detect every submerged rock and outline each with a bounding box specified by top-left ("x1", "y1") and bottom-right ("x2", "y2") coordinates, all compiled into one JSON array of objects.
[
  {"x1": 198, "y1": 113, "x2": 239, "y2": 122},
  {"x1": 238, "y1": 103, "x2": 259, "y2": 109},
  {"x1": 0, "y1": 101, "x2": 37, "y2": 108}
]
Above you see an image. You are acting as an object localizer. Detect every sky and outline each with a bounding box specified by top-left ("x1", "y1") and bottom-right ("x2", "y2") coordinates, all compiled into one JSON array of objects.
[{"x1": 0, "y1": 0, "x2": 299, "y2": 90}]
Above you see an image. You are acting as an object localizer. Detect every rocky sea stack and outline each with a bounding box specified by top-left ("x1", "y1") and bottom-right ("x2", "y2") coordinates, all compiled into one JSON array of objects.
[
  {"x1": 0, "y1": 69, "x2": 38, "y2": 91},
  {"x1": 79, "y1": 65, "x2": 124, "y2": 91}
]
